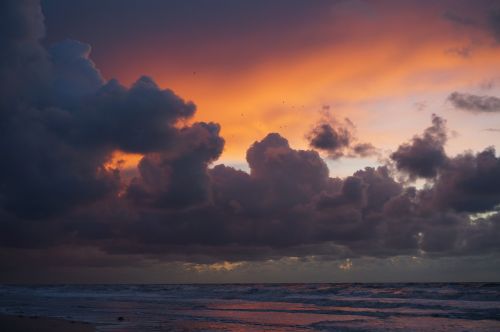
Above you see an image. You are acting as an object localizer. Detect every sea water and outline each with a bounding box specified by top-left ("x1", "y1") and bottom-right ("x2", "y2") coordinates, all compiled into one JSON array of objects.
[{"x1": 0, "y1": 283, "x2": 499, "y2": 331}]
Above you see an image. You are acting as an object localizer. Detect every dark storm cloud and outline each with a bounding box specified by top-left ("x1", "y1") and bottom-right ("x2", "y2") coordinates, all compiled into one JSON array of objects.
[
  {"x1": 427, "y1": 147, "x2": 500, "y2": 213},
  {"x1": 248, "y1": 133, "x2": 330, "y2": 200},
  {"x1": 0, "y1": 2, "x2": 116, "y2": 219},
  {"x1": 1, "y1": 0, "x2": 500, "y2": 277},
  {"x1": 307, "y1": 116, "x2": 378, "y2": 159},
  {"x1": 0, "y1": 0, "x2": 49, "y2": 103},
  {"x1": 68, "y1": 76, "x2": 196, "y2": 153},
  {"x1": 390, "y1": 114, "x2": 448, "y2": 179},
  {"x1": 96, "y1": 130, "x2": 500, "y2": 260},
  {"x1": 448, "y1": 92, "x2": 500, "y2": 113},
  {"x1": 308, "y1": 122, "x2": 352, "y2": 158},
  {"x1": 0, "y1": 72, "x2": 198, "y2": 219},
  {"x1": 127, "y1": 122, "x2": 224, "y2": 208},
  {"x1": 0, "y1": 1, "x2": 199, "y2": 219}
]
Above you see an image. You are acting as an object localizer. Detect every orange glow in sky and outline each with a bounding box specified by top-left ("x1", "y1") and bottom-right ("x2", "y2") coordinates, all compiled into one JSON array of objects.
[{"x1": 90, "y1": 2, "x2": 500, "y2": 173}]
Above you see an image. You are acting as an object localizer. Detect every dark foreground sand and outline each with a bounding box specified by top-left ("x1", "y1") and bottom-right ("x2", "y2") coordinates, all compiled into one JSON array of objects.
[{"x1": 0, "y1": 314, "x2": 95, "y2": 332}]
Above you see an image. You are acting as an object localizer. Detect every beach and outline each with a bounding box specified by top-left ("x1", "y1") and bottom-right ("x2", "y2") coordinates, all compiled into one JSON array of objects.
[{"x1": 0, "y1": 314, "x2": 95, "y2": 332}]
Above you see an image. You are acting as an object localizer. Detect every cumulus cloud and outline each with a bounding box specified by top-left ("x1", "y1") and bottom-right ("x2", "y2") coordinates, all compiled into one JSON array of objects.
[
  {"x1": 448, "y1": 92, "x2": 500, "y2": 113},
  {"x1": 307, "y1": 122, "x2": 352, "y2": 158},
  {"x1": 307, "y1": 115, "x2": 377, "y2": 159},
  {"x1": 1, "y1": 0, "x2": 500, "y2": 279},
  {"x1": 390, "y1": 114, "x2": 448, "y2": 179}
]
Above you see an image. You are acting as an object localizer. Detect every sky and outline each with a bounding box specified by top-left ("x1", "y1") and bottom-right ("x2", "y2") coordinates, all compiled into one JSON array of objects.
[{"x1": 1, "y1": 0, "x2": 500, "y2": 283}]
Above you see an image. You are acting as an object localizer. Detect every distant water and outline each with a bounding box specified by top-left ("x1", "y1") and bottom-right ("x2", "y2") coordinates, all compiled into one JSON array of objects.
[{"x1": 1, "y1": 283, "x2": 499, "y2": 331}]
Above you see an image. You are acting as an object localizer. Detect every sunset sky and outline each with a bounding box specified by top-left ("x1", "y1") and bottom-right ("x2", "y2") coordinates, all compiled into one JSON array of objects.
[
  {"x1": 1, "y1": 0, "x2": 500, "y2": 282},
  {"x1": 42, "y1": 0, "x2": 500, "y2": 169}
]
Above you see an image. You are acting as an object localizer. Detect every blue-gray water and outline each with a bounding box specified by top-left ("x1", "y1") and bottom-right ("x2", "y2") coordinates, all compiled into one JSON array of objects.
[{"x1": 1, "y1": 283, "x2": 499, "y2": 331}]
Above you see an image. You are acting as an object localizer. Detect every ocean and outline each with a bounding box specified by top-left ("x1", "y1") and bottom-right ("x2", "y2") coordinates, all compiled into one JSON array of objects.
[{"x1": 0, "y1": 283, "x2": 499, "y2": 331}]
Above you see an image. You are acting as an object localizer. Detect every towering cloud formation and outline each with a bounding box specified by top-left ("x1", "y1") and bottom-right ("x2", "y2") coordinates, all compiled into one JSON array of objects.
[
  {"x1": 0, "y1": 1, "x2": 218, "y2": 221},
  {"x1": 0, "y1": 0, "x2": 499, "y2": 279}
]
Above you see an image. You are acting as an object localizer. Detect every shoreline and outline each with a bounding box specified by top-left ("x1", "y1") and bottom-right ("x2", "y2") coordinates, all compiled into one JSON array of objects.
[{"x1": 0, "y1": 314, "x2": 95, "y2": 332}]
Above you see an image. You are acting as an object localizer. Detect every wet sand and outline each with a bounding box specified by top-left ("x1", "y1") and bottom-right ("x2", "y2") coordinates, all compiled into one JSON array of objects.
[{"x1": 0, "y1": 314, "x2": 95, "y2": 332}]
